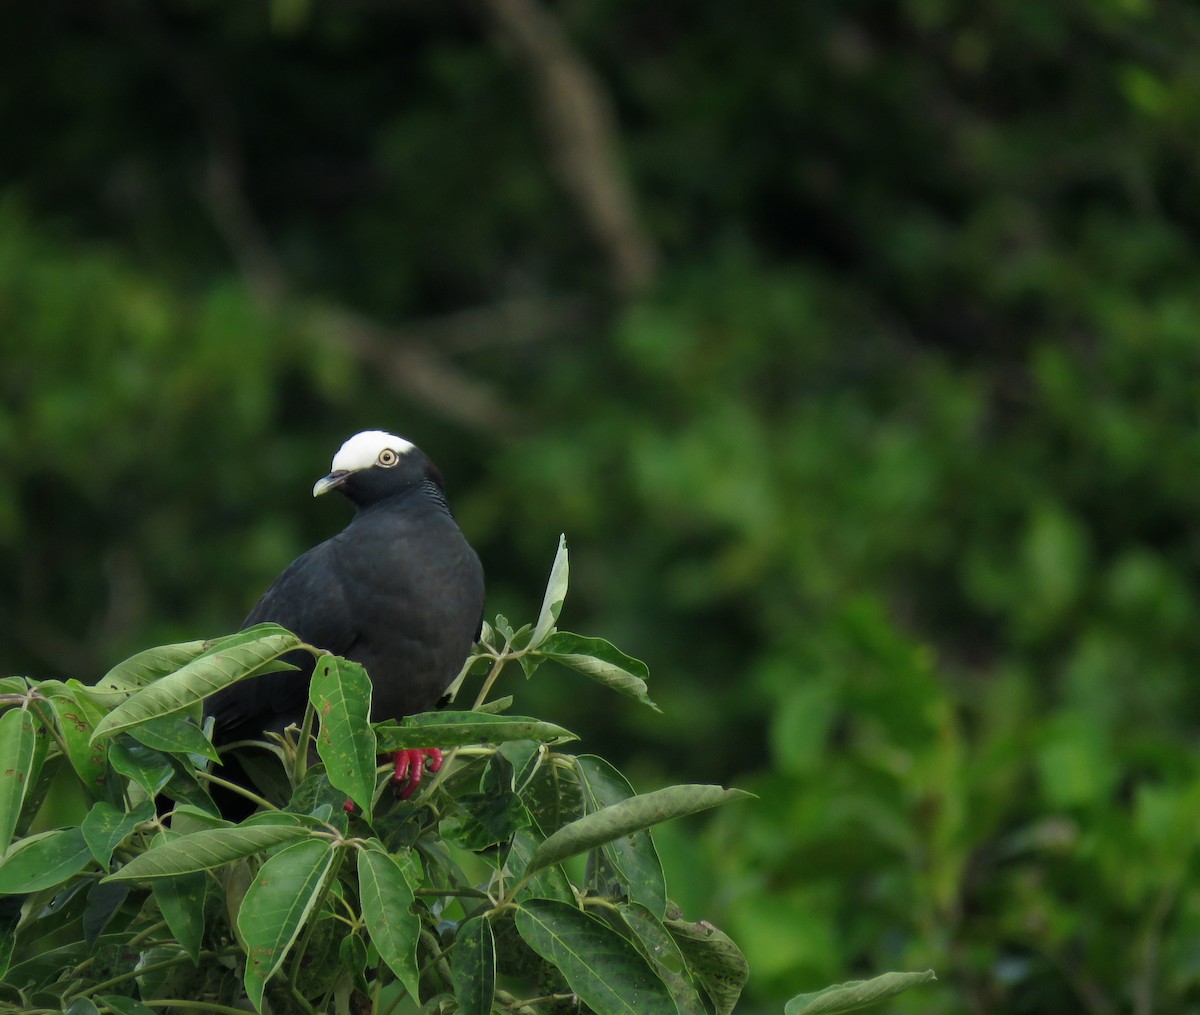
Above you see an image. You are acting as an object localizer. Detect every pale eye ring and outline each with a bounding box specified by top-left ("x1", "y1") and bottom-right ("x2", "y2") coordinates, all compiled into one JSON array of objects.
[{"x1": 377, "y1": 448, "x2": 399, "y2": 467}]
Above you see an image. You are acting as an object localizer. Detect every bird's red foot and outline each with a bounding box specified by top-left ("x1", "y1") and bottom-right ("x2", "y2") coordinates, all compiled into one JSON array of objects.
[{"x1": 391, "y1": 748, "x2": 443, "y2": 799}]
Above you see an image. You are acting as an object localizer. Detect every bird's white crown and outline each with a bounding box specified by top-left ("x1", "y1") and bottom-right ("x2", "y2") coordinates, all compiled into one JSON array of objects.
[{"x1": 329, "y1": 430, "x2": 416, "y2": 473}]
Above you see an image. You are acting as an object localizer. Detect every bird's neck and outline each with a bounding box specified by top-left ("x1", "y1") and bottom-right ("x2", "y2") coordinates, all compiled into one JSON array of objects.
[{"x1": 354, "y1": 479, "x2": 452, "y2": 519}]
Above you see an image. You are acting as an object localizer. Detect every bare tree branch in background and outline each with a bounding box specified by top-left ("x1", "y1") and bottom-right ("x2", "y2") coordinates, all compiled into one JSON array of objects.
[
  {"x1": 312, "y1": 307, "x2": 524, "y2": 434},
  {"x1": 482, "y1": 0, "x2": 658, "y2": 296},
  {"x1": 121, "y1": 5, "x2": 529, "y2": 436}
]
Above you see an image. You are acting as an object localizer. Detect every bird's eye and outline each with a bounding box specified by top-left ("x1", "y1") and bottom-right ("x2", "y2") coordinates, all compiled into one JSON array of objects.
[{"x1": 377, "y1": 449, "x2": 399, "y2": 467}]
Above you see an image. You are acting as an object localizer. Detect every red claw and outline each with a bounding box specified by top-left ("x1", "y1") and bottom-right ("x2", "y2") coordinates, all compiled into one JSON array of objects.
[{"x1": 391, "y1": 747, "x2": 444, "y2": 799}]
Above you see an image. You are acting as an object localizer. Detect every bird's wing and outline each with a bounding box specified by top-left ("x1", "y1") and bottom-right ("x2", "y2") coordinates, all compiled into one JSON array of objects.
[{"x1": 206, "y1": 540, "x2": 358, "y2": 742}]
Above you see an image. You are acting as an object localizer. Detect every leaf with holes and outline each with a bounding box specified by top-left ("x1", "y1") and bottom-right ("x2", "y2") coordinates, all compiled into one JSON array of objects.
[{"x1": 309, "y1": 654, "x2": 377, "y2": 814}]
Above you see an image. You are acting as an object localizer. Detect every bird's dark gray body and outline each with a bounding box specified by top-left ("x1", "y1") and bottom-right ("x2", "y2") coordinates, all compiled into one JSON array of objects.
[{"x1": 204, "y1": 437, "x2": 484, "y2": 749}]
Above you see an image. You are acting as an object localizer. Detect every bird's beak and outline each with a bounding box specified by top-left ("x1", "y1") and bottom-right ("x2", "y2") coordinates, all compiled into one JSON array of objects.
[{"x1": 312, "y1": 471, "x2": 351, "y2": 498}]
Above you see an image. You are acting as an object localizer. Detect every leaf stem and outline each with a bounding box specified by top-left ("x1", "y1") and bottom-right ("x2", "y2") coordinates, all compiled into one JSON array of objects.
[
  {"x1": 294, "y1": 696, "x2": 317, "y2": 786},
  {"x1": 117, "y1": 1001, "x2": 255, "y2": 1015},
  {"x1": 471, "y1": 645, "x2": 512, "y2": 711},
  {"x1": 192, "y1": 769, "x2": 278, "y2": 811}
]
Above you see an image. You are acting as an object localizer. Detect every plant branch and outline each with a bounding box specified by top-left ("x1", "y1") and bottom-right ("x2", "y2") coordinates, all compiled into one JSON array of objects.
[
  {"x1": 193, "y1": 769, "x2": 277, "y2": 812},
  {"x1": 481, "y1": 0, "x2": 657, "y2": 295}
]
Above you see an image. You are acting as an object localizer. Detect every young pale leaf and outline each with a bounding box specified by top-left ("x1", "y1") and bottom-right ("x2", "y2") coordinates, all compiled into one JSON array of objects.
[
  {"x1": 375, "y1": 711, "x2": 577, "y2": 750},
  {"x1": 664, "y1": 917, "x2": 748, "y2": 1015},
  {"x1": 309, "y1": 654, "x2": 377, "y2": 813},
  {"x1": 0, "y1": 707, "x2": 39, "y2": 854},
  {"x1": 784, "y1": 970, "x2": 937, "y2": 1014},
  {"x1": 451, "y1": 915, "x2": 496, "y2": 1015},
  {"x1": 103, "y1": 822, "x2": 310, "y2": 881},
  {"x1": 527, "y1": 784, "x2": 750, "y2": 878},
  {"x1": 239, "y1": 837, "x2": 336, "y2": 1011},
  {"x1": 576, "y1": 756, "x2": 667, "y2": 917},
  {"x1": 617, "y1": 904, "x2": 707, "y2": 1015},
  {"x1": 358, "y1": 847, "x2": 421, "y2": 1000},
  {"x1": 81, "y1": 799, "x2": 155, "y2": 870},
  {"x1": 534, "y1": 633, "x2": 658, "y2": 711},
  {"x1": 45, "y1": 691, "x2": 109, "y2": 796},
  {"x1": 64, "y1": 999, "x2": 102, "y2": 1015},
  {"x1": 529, "y1": 534, "x2": 569, "y2": 649},
  {"x1": 91, "y1": 629, "x2": 304, "y2": 742},
  {"x1": 0, "y1": 827, "x2": 93, "y2": 894},
  {"x1": 152, "y1": 871, "x2": 208, "y2": 964},
  {"x1": 516, "y1": 899, "x2": 677, "y2": 1015}
]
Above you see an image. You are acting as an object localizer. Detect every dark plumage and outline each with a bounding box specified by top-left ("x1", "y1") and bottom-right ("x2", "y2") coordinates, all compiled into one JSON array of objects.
[{"x1": 204, "y1": 431, "x2": 485, "y2": 796}]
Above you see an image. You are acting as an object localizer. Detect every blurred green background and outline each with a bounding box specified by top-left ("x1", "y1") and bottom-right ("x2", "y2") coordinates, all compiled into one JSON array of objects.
[{"x1": 4, "y1": 2, "x2": 1200, "y2": 1011}]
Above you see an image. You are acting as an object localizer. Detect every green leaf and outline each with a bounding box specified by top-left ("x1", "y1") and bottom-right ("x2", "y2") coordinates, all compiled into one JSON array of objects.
[
  {"x1": 65, "y1": 998, "x2": 102, "y2": 1015},
  {"x1": 81, "y1": 799, "x2": 155, "y2": 869},
  {"x1": 507, "y1": 827, "x2": 573, "y2": 904},
  {"x1": 153, "y1": 870, "x2": 208, "y2": 964},
  {"x1": 451, "y1": 915, "x2": 496, "y2": 1015},
  {"x1": 529, "y1": 534, "x2": 569, "y2": 649},
  {"x1": 784, "y1": 971, "x2": 938, "y2": 1014},
  {"x1": 108, "y1": 739, "x2": 175, "y2": 798},
  {"x1": 340, "y1": 930, "x2": 369, "y2": 989},
  {"x1": 664, "y1": 917, "x2": 748, "y2": 1015},
  {"x1": 525, "y1": 757, "x2": 585, "y2": 836},
  {"x1": 442, "y1": 788, "x2": 530, "y2": 852},
  {"x1": 128, "y1": 715, "x2": 220, "y2": 762},
  {"x1": 576, "y1": 756, "x2": 666, "y2": 917},
  {"x1": 90, "y1": 629, "x2": 304, "y2": 742},
  {"x1": 0, "y1": 707, "x2": 39, "y2": 853},
  {"x1": 82, "y1": 880, "x2": 131, "y2": 947},
  {"x1": 358, "y1": 847, "x2": 421, "y2": 1000},
  {"x1": 375, "y1": 711, "x2": 577, "y2": 750},
  {"x1": 0, "y1": 827, "x2": 92, "y2": 894},
  {"x1": 103, "y1": 822, "x2": 310, "y2": 881},
  {"x1": 515, "y1": 898, "x2": 677, "y2": 1015},
  {"x1": 97, "y1": 639, "x2": 211, "y2": 694},
  {"x1": 240, "y1": 836, "x2": 335, "y2": 1010},
  {"x1": 309, "y1": 654, "x2": 377, "y2": 814},
  {"x1": 535, "y1": 632, "x2": 658, "y2": 710},
  {"x1": 617, "y1": 904, "x2": 707, "y2": 1015},
  {"x1": 44, "y1": 690, "x2": 109, "y2": 796},
  {"x1": 528, "y1": 785, "x2": 751, "y2": 877}
]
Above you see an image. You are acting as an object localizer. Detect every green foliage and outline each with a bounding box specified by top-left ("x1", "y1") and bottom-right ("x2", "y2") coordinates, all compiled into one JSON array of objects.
[
  {"x1": 6, "y1": 2, "x2": 1200, "y2": 1011},
  {"x1": 0, "y1": 545, "x2": 932, "y2": 1014}
]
